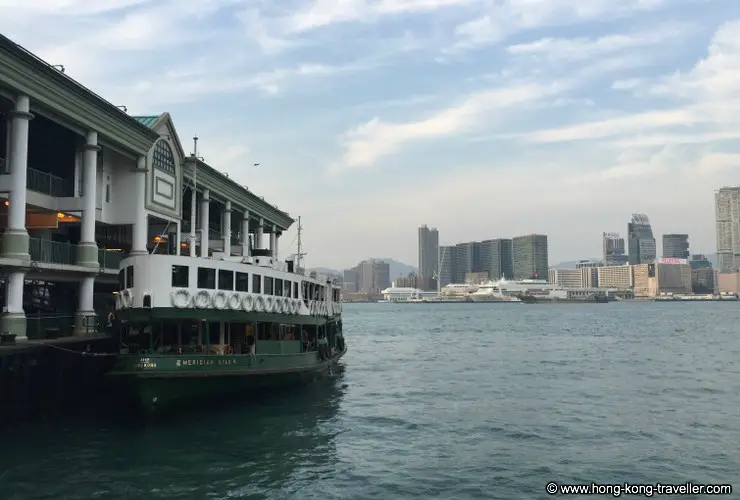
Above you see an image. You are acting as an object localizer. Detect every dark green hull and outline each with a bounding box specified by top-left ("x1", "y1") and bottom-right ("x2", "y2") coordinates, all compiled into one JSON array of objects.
[{"x1": 109, "y1": 349, "x2": 346, "y2": 415}]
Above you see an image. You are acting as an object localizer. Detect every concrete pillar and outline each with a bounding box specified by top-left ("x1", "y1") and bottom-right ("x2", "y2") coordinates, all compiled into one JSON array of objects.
[
  {"x1": 0, "y1": 96, "x2": 34, "y2": 341},
  {"x1": 76, "y1": 130, "x2": 100, "y2": 269},
  {"x1": 175, "y1": 221, "x2": 181, "y2": 256},
  {"x1": 241, "y1": 212, "x2": 250, "y2": 258},
  {"x1": 270, "y1": 224, "x2": 278, "y2": 259},
  {"x1": 130, "y1": 155, "x2": 148, "y2": 255},
  {"x1": 255, "y1": 217, "x2": 264, "y2": 250},
  {"x1": 189, "y1": 186, "x2": 197, "y2": 257},
  {"x1": 3, "y1": 114, "x2": 11, "y2": 170},
  {"x1": 75, "y1": 276, "x2": 95, "y2": 336},
  {"x1": 222, "y1": 200, "x2": 232, "y2": 257},
  {"x1": 1, "y1": 95, "x2": 33, "y2": 260},
  {"x1": 200, "y1": 188, "x2": 210, "y2": 258}
]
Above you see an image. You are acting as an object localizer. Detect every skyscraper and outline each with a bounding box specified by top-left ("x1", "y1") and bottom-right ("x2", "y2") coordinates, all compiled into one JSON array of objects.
[
  {"x1": 662, "y1": 234, "x2": 689, "y2": 259},
  {"x1": 627, "y1": 214, "x2": 656, "y2": 265},
  {"x1": 417, "y1": 225, "x2": 439, "y2": 290},
  {"x1": 603, "y1": 232, "x2": 628, "y2": 266},
  {"x1": 715, "y1": 187, "x2": 740, "y2": 273},
  {"x1": 479, "y1": 239, "x2": 514, "y2": 279},
  {"x1": 512, "y1": 234, "x2": 548, "y2": 280}
]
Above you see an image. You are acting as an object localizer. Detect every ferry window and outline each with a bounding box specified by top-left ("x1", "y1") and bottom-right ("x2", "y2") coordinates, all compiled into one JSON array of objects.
[
  {"x1": 293, "y1": 282, "x2": 298, "y2": 298},
  {"x1": 126, "y1": 265, "x2": 134, "y2": 288},
  {"x1": 172, "y1": 265, "x2": 189, "y2": 287},
  {"x1": 274, "y1": 278, "x2": 283, "y2": 296},
  {"x1": 218, "y1": 270, "x2": 234, "y2": 291},
  {"x1": 235, "y1": 272, "x2": 249, "y2": 292},
  {"x1": 264, "y1": 276, "x2": 274, "y2": 295},
  {"x1": 197, "y1": 267, "x2": 216, "y2": 289},
  {"x1": 284, "y1": 281, "x2": 291, "y2": 297},
  {"x1": 118, "y1": 269, "x2": 124, "y2": 289},
  {"x1": 252, "y1": 274, "x2": 262, "y2": 293}
]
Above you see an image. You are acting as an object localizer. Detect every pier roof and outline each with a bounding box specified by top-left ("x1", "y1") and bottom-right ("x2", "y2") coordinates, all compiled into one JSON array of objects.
[{"x1": 0, "y1": 34, "x2": 159, "y2": 156}]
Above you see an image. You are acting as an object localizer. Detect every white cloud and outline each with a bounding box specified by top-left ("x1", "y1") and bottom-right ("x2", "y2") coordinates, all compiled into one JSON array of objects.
[
  {"x1": 506, "y1": 24, "x2": 687, "y2": 61},
  {"x1": 331, "y1": 82, "x2": 567, "y2": 172},
  {"x1": 448, "y1": 0, "x2": 669, "y2": 53}
]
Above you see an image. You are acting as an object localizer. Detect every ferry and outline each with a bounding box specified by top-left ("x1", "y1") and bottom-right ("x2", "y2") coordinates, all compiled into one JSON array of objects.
[
  {"x1": 470, "y1": 278, "x2": 612, "y2": 303},
  {"x1": 107, "y1": 221, "x2": 346, "y2": 415}
]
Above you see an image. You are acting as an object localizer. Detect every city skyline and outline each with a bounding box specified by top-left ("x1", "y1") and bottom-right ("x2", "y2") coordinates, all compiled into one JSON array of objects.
[{"x1": 4, "y1": 2, "x2": 737, "y2": 270}]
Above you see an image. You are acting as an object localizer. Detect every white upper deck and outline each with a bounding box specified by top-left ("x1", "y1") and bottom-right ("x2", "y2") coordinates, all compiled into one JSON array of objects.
[{"x1": 115, "y1": 253, "x2": 342, "y2": 318}]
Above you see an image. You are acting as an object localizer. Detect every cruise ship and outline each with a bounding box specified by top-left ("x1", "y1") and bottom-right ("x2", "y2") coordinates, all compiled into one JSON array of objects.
[{"x1": 470, "y1": 278, "x2": 612, "y2": 302}]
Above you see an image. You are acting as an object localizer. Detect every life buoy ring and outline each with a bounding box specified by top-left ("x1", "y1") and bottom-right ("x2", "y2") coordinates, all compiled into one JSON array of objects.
[
  {"x1": 309, "y1": 301, "x2": 315, "y2": 315},
  {"x1": 171, "y1": 289, "x2": 191, "y2": 308},
  {"x1": 223, "y1": 345, "x2": 233, "y2": 355},
  {"x1": 265, "y1": 296, "x2": 274, "y2": 313},
  {"x1": 229, "y1": 293, "x2": 241, "y2": 310},
  {"x1": 322, "y1": 303, "x2": 327, "y2": 315},
  {"x1": 242, "y1": 294, "x2": 254, "y2": 312},
  {"x1": 292, "y1": 299, "x2": 300, "y2": 314},
  {"x1": 282, "y1": 297, "x2": 289, "y2": 314},
  {"x1": 254, "y1": 295, "x2": 264, "y2": 312},
  {"x1": 212, "y1": 291, "x2": 228, "y2": 309},
  {"x1": 273, "y1": 297, "x2": 281, "y2": 313},
  {"x1": 194, "y1": 290, "x2": 210, "y2": 309}
]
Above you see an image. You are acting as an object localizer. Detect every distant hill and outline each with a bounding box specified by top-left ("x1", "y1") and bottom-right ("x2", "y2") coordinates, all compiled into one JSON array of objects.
[
  {"x1": 552, "y1": 253, "x2": 718, "y2": 269},
  {"x1": 309, "y1": 259, "x2": 418, "y2": 281}
]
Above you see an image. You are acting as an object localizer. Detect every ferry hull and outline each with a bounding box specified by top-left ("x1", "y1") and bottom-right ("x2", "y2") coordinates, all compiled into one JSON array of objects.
[{"x1": 109, "y1": 350, "x2": 346, "y2": 416}]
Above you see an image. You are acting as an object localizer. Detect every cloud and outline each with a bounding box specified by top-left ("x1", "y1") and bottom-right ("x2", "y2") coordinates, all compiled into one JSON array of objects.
[
  {"x1": 448, "y1": 0, "x2": 670, "y2": 53},
  {"x1": 506, "y1": 24, "x2": 687, "y2": 61},
  {"x1": 331, "y1": 81, "x2": 567, "y2": 172}
]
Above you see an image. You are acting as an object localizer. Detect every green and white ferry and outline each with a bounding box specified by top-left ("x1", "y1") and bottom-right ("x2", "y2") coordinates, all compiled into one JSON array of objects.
[{"x1": 108, "y1": 234, "x2": 346, "y2": 414}]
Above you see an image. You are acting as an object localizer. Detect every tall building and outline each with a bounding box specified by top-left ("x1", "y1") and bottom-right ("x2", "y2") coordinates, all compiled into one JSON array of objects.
[
  {"x1": 512, "y1": 234, "x2": 548, "y2": 280},
  {"x1": 438, "y1": 245, "x2": 456, "y2": 288},
  {"x1": 417, "y1": 225, "x2": 439, "y2": 290},
  {"x1": 603, "y1": 232, "x2": 628, "y2": 266},
  {"x1": 662, "y1": 234, "x2": 689, "y2": 259},
  {"x1": 454, "y1": 242, "x2": 480, "y2": 283},
  {"x1": 715, "y1": 186, "x2": 740, "y2": 273},
  {"x1": 479, "y1": 238, "x2": 513, "y2": 279},
  {"x1": 627, "y1": 213, "x2": 656, "y2": 265},
  {"x1": 689, "y1": 254, "x2": 712, "y2": 270},
  {"x1": 354, "y1": 259, "x2": 390, "y2": 294},
  {"x1": 342, "y1": 269, "x2": 358, "y2": 293}
]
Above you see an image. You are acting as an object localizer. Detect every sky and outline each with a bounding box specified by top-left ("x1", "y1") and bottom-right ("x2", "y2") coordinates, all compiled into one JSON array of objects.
[{"x1": 2, "y1": 0, "x2": 740, "y2": 269}]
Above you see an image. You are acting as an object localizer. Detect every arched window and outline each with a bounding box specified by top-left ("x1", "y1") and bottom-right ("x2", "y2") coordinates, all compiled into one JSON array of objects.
[{"x1": 152, "y1": 139, "x2": 176, "y2": 175}]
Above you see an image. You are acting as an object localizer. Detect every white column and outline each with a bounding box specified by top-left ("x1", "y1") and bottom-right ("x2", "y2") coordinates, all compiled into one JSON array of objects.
[
  {"x1": 77, "y1": 130, "x2": 100, "y2": 267},
  {"x1": 3, "y1": 95, "x2": 33, "y2": 259},
  {"x1": 189, "y1": 186, "x2": 197, "y2": 257},
  {"x1": 270, "y1": 224, "x2": 278, "y2": 259},
  {"x1": 200, "y1": 188, "x2": 210, "y2": 258},
  {"x1": 131, "y1": 155, "x2": 148, "y2": 255},
  {"x1": 241, "y1": 212, "x2": 250, "y2": 258},
  {"x1": 175, "y1": 221, "x2": 181, "y2": 256},
  {"x1": 255, "y1": 217, "x2": 264, "y2": 250},
  {"x1": 3, "y1": 114, "x2": 11, "y2": 169},
  {"x1": 222, "y1": 200, "x2": 232, "y2": 257}
]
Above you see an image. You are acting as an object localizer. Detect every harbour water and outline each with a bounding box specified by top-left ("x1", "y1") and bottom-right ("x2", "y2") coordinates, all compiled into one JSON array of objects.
[{"x1": 1, "y1": 302, "x2": 739, "y2": 499}]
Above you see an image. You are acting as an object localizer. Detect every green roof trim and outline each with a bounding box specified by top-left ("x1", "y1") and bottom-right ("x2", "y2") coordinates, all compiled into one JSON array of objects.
[{"x1": 133, "y1": 115, "x2": 160, "y2": 128}]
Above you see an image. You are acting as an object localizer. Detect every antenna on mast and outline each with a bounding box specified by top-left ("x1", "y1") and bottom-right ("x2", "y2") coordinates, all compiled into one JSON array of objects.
[{"x1": 295, "y1": 216, "x2": 306, "y2": 270}]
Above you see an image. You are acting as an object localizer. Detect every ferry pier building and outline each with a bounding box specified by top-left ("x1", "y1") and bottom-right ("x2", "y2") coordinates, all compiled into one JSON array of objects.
[{"x1": 0, "y1": 34, "x2": 292, "y2": 342}]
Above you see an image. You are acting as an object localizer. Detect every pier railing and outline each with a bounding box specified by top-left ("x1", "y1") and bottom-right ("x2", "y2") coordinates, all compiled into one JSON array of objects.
[
  {"x1": 26, "y1": 167, "x2": 75, "y2": 198},
  {"x1": 25, "y1": 313, "x2": 101, "y2": 340},
  {"x1": 27, "y1": 238, "x2": 126, "y2": 270}
]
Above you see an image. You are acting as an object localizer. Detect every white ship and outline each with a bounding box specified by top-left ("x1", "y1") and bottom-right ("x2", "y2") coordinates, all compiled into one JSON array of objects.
[{"x1": 470, "y1": 278, "x2": 611, "y2": 302}]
